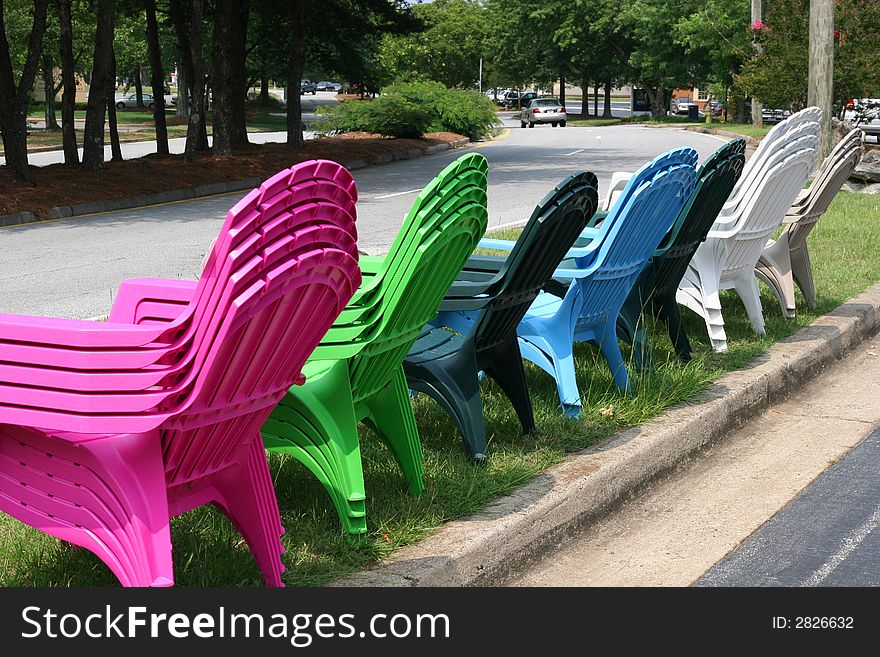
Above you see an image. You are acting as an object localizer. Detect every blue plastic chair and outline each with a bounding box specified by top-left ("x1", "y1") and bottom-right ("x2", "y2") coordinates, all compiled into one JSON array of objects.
[
  {"x1": 521, "y1": 149, "x2": 697, "y2": 415},
  {"x1": 469, "y1": 148, "x2": 698, "y2": 417}
]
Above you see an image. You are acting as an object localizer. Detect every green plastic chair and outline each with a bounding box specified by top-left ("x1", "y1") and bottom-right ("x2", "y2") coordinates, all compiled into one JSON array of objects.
[
  {"x1": 614, "y1": 139, "x2": 746, "y2": 366},
  {"x1": 261, "y1": 153, "x2": 489, "y2": 534},
  {"x1": 404, "y1": 172, "x2": 599, "y2": 459}
]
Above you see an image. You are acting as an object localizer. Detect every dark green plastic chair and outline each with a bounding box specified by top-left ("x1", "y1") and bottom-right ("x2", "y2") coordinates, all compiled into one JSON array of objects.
[
  {"x1": 614, "y1": 139, "x2": 746, "y2": 366},
  {"x1": 261, "y1": 154, "x2": 489, "y2": 534},
  {"x1": 403, "y1": 172, "x2": 599, "y2": 460}
]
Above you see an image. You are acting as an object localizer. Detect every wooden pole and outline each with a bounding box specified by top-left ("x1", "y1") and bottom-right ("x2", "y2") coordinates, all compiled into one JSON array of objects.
[
  {"x1": 751, "y1": 0, "x2": 763, "y2": 129},
  {"x1": 808, "y1": 0, "x2": 834, "y2": 160}
]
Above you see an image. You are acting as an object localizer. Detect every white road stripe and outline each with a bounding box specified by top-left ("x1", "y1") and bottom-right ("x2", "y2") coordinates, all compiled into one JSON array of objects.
[
  {"x1": 563, "y1": 148, "x2": 585, "y2": 157},
  {"x1": 373, "y1": 188, "x2": 423, "y2": 200},
  {"x1": 801, "y1": 503, "x2": 880, "y2": 586}
]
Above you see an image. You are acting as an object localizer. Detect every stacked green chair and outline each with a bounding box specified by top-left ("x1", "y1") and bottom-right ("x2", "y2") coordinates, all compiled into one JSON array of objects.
[
  {"x1": 404, "y1": 172, "x2": 600, "y2": 460},
  {"x1": 261, "y1": 153, "x2": 489, "y2": 534},
  {"x1": 614, "y1": 139, "x2": 746, "y2": 366}
]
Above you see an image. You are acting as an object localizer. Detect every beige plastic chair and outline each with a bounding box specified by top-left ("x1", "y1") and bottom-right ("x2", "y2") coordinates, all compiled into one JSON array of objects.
[{"x1": 755, "y1": 128, "x2": 864, "y2": 317}]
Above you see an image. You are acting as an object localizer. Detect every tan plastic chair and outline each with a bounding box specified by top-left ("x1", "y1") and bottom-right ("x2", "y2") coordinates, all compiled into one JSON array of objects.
[{"x1": 755, "y1": 128, "x2": 864, "y2": 317}]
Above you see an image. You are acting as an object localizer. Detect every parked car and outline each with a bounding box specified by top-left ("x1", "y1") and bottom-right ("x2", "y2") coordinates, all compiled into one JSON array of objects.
[
  {"x1": 300, "y1": 79, "x2": 317, "y2": 95},
  {"x1": 115, "y1": 93, "x2": 157, "y2": 110},
  {"x1": 503, "y1": 90, "x2": 539, "y2": 109},
  {"x1": 844, "y1": 98, "x2": 880, "y2": 141},
  {"x1": 672, "y1": 97, "x2": 693, "y2": 115},
  {"x1": 520, "y1": 97, "x2": 566, "y2": 128},
  {"x1": 762, "y1": 108, "x2": 791, "y2": 124},
  {"x1": 315, "y1": 81, "x2": 341, "y2": 92}
]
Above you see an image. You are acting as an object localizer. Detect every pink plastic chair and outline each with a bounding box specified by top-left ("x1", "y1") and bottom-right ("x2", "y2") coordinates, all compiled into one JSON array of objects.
[{"x1": 0, "y1": 160, "x2": 361, "y2": 587}]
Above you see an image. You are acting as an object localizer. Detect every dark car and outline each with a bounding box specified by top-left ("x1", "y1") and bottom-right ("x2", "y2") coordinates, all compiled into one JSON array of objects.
[
  {"x1": 300, "y1": 79, "x2": 317, "y2": 95},
  {"x1": 502, "y1": 91, "x2": 539, "y2": 109}
]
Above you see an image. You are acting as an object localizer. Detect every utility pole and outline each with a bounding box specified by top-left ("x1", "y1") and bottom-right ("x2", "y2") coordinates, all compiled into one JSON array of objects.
[
  {"x1": 751, "y1": 0, "x2": 763, "y2": 129},
  {"x1": 479, "y1": 58, "x2": 483, "y2": 94},
  {"x1": 808, "y1": 0, "x2": 835, "y2": 160}
]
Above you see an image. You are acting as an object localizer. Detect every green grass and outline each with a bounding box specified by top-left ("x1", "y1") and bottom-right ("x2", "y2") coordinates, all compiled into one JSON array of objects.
[
  {"x1": 2, "y1": 192, "x2": 879, "y2": 587},
  {"x1": 703, "y1": 122, "x2": 772, "y2": 139}
]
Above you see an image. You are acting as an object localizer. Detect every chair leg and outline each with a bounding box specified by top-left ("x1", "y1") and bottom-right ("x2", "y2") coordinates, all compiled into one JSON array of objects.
[
  {"x1": 405, "y1": 343, "x2": 488, "y2": 461},
  {"x1": 262, "y1": 361, "x2": 368, "y2": 535},
  {"x1": 655, "y1": 296, "x2": 692, "y2": 362},
  {"x1": 481, "y1": 336, "x2": 536, "y2": 435},
  {"x1": 361, "y1": 368, "x2": 425, "y2": 495},
  {"x1": 790, "y1": 242, "x2": 817, "y2": 309},
  {"x1": 598, "y1": 321, "x2": 631, "y2": 395},
  {"x1": 211, "y1": 437, "x2": 286, "y2": 587},
  {"x1": 733, "y1": 273, "x2": 766, "y2": 335},
  {"x1": 617, "y1": 284, "x2": 654, "y2": 371},
  {"x1": 756, "y1": 235, "x2": 796, "y2": 319},
  {"x1": 0, "y1": 427, "x2": 174, "y2": 587}
]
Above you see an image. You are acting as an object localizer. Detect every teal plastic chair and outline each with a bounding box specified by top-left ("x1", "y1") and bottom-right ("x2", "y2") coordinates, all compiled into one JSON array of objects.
[
  {"x1": 261, "y1": 153, "x2": 489, "y2": 533},
  {"x1": 405, "y1": 172, "x2": 599, "y2": 460}
]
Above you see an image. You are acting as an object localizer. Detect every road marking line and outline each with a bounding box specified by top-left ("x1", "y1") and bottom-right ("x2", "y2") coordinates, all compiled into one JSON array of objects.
[
  {"x1": 563, "y1": 148, "x2": 585, "y2": 157},
  {"x1": 801, "y1": 503, "x2": 880, "y2": 586},
  {"x1": 373, "y1": 188, "x2": 423, "y2": 199}
]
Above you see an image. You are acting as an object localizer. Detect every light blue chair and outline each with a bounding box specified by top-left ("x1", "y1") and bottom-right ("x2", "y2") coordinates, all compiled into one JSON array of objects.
[{"x1": 458, "y1": 148, "x2": 698, "y2": 417}]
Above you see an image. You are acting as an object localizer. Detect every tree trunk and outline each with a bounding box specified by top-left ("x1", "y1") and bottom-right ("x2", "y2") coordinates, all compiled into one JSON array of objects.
[
  {"x1": 286, "y1": 3, "x2": 306, "y2": 147},
  {"x1": 81, "y1": 0, "x2": 116, "y2": 172},
  {"x1": 211, "y1": 0, "x2": 234, "y2": 155},
  {"x1": 603, "y1": 80, "x2": 612, "y2": 118},
  {"x1": 176, "y1": 66, "x2": 188, "y2": 116},
  {"x1": 58, "y1": 0, "x2": 79, "y2": 164},
  {"x1": 0, "y1": 0, "x2": 49, "y2": 182},
  {"x1": 260, "y1": 75, "x2": 269, "y2": 106},
  {"x1": 170, "y1": 0, "x2": 207, "y2": 162},
  {"x1": 558, "y1": 73, "x2": 566, "y2": 112},
  {"x1": 645, "y1": 84, "x2": 666, "y2": 119},
  {"x1": 593, "y1": 84, "x2": 599, "y2": 117},
  {"x1": 143, "y1": 0, "x2": 168, "y2": 155},
  {"x1": 229, "y1": 0, "x2": 250, "y2": 146},
  {"x1": 41, "y1": 53, "x2": 60, "y2": 130},
  {"x1": 134, "y1": 65, "x2": 144, "y2": 107},
  {"x1": 580, "y1": 76, "x2": 589, "y2": 116},
  {"x1": 107, "y1": 49, "x2": 122, "y2": 162}
]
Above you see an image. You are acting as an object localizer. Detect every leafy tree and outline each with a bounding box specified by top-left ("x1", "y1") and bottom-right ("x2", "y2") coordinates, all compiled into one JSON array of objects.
[{"x1": 738, "y1": 0, "x2": 880, "y2": 113}]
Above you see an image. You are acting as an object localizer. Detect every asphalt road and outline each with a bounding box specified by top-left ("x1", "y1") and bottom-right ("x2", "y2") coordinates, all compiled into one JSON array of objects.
[
  {"x1": 697, "y1": 426, "x2": 880, "y2": 587},
  {"x1": 1, "y1": 117, "x2": 726, "y2": 320}
]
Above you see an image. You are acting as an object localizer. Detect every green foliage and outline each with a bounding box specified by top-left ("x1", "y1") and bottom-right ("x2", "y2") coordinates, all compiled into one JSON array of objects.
[
  {"x1": 738, "y1": 0, "x2": 880, "y2": 111},
  {"x1": 378, "y1": 0, "x2": 489, "y2": 88},
  {"x1": 315, "y1": 81, "x2": 499, "y2": 140}
]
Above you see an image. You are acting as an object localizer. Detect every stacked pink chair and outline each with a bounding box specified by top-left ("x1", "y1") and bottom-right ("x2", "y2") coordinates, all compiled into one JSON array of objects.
[{"x1": 0, "y1": 160, "x2": 361, "y2": 587}]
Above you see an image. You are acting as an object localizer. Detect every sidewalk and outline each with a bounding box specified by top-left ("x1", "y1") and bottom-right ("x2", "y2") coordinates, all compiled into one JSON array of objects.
[{"x1": 512, "y1": 335, "x2": 880, "y2": 586}]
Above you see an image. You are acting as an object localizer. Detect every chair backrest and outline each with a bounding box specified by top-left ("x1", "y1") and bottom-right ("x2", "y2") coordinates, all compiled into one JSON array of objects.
[
  {"x1": 565, "y1": 150, "x2": 697, "y2": 326},
  {"x1": 471, "y1": 173, "x2": 599, "y2": 352},
  {"x1": 735, "y1": 106, "x2": 822, "y2": 190},
  {"x1": 346, "y1": 157, "x2": 489, "y2": 403},
  {"x1": 650, "y1": 140, "x2": 746, "y2": 295},
  {"x1": 720, "y1": 118, "x2": 821, "y2": 224},
  {"x1": 721, "y1": 143, "x2": 819, "y2": 275},
  {"x1": 0, "y1": 162, "x2": 362, "y2": 445},
  {"x1": 785, "y1": 129, "x2": 863, "y2": 248}
]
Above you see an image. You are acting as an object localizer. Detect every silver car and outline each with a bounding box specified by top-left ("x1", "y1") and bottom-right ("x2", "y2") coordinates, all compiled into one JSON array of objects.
[{"x1": 521, "y1": 97, "x2": 567, "y2": 128}]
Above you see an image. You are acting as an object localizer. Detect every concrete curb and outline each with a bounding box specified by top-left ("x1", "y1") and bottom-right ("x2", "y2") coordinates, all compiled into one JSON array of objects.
[
  {"x1": 331, "y1": 283, "x2": 880, "y2": 587},
  {"x1": 0, "y1": 137, "x2": 471, "y2": 229}
]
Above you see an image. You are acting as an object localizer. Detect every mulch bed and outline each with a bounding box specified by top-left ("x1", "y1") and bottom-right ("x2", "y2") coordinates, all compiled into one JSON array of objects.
[{"x1": 0, "y1": 131, "x2": 467, "y2": 216}]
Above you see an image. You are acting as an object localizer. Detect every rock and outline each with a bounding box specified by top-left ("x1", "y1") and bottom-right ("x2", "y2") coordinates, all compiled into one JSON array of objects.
[{"x1": 851, "y1": 149, "x2": 880, "y2": 183}]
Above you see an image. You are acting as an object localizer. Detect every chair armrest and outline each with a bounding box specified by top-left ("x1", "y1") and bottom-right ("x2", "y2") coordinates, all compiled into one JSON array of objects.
[
  {"x1": 584, "y1": 211, "x2": 608, "y2": 229},
  {"x1": 109, "y1": 278, "x2": 198, "y2": 324},
  {"x1": 541, "y1": 278, "x2": 570, "y2": 298},
  {"x1": 476, "y1": 237, "x2": 517, "y2": 252}
]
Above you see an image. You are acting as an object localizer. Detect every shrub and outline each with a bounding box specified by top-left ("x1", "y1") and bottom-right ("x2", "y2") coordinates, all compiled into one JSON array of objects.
[{"x1": 314, "y1": 80, "x2": 499, "y2": 141}]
